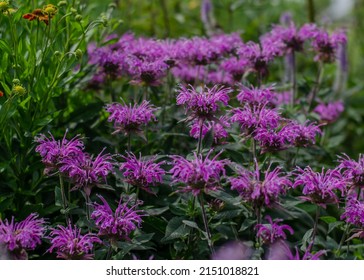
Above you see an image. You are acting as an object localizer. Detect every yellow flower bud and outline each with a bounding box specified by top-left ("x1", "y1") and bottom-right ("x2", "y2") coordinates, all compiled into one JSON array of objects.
[{"x1": 12, "y1": 85, "x2": 27, "y2": 96}]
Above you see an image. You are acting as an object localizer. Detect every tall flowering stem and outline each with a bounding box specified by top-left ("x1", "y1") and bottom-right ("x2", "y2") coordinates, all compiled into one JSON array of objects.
[
  {"x1": 306, "y1": 206, "x2": 320, "y2": 255},
  {"x1": 197, "y1": 119, "x2": 204, "y2": 155},
  {"x1": 58, "y1": 174, "x2": 70, "y2": 224},
  {"x1": 308, "y1": 62, "x2": 324, "y2": 111},
  {"x1": 199, "y1": 194, "x2": 215, "y2": 254},
  {"x1": 289, "y1": 51, "x2": 297, "y2": 106}
]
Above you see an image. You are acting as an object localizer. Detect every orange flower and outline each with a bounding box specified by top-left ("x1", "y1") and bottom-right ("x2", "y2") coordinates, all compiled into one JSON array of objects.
[
  {"x1": 23, "y1": 5, "x2": 58, "y2": 25},
  {"x1": 23, "y1": 9, "x2": 49, "y2": 25}
]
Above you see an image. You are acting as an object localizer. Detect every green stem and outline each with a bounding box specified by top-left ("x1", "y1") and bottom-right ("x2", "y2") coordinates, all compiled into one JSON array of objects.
[
  {"x1": 308, "y1": 63, "x2": 324, "y2": 111},
  {"x1": 290, "y1": 51, "x2": 297, "y2": 107},
  {"x1": 134, "y1": 187, "x2": 140, "y2": 205},
  {"x1": 127, "y1": 133, "x2": 131, "y2": 152},
  {"x1": 307, "y1": 0, "x2": 316, "y2": 22},
  {"x1": 197, "y1": 120, "x2": 204, "y2": 155},
  {"x1": 106, "y1": 244, "x2": 113, "y2": 260},
  {"x1": 86, "y1": 195, "x2": 91, "y2": 222},
  {"x1": 59, "y1": 174, "x2": 70, "y2": 224},
  {"x1": 306, "y1": 206, "x2": 320, "y2": 254},
  {"x1": 199, "y1": 194, "x2": 215, "y2": 255},
  {"x1": 159, "y1": 0, "x2": 170, "y2": 37}
]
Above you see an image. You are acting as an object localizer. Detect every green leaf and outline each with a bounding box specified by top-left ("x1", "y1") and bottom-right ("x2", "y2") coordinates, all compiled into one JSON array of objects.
[
  {"x1": 182, "y1": 220, "x2": 201, "y2": 230},
  {"x1": 202, "y1": 126, "x2": 214, "y2": 149},
  {"x1": 328, "y1": 221, "x2": 344, "y2": 234},
  {"x1": 145, "y1": 206, "x2": 169, "y2": 216},
  {"x1": 239, "y1": 218, "x2": 256, "y2": 232},
  {"x1": 213, "y1": 209, "x2": 244, "y2": 220},
  {"x1": 161, "y1": 216, "x2": 190, "y2": 242},
  {"x1": 300, "y1": 229, "x2": 314, "y2": 251},
  {"x1": 320, "y1": 216, "x2": 337, "y2": 224}
]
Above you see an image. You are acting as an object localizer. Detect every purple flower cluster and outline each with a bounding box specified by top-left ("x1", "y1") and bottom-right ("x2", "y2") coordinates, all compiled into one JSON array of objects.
[
  {"x1": 189, "y1": 116, "x2": 230, "y2": 144},
  {"x1": 105, "y1": 100, "x2": 157, "y2": 136},
  {"x1": 35, "y1": 132, "x2": 114, "y2": 196},
  {"x1": 341, "y1": 199, "x2": 364, "y2": 229},
  {"x1": 0, "y1": 213, "x2": 45, "y2": 259},
  {"x1": 59, "y1": 150, "x2": 114, "y2": 196},
  {"x1": 170, "y1": 150, "x2": 228, "y2": 196},
  {"x1": 35, "y1": 132, "x2": 84, "y2": 175},
  {"x1": 236, "y1": 85, "x2": 275, "y2": 106},
  {"x1": 230, "y1": 104, "x2": 281, "y2": 135},
  {"x1": 230, "y1": 163, "x2": 291, "y2": 207},
  {"x1": 87, "y1": 32, "x2": 244, "y2": 86},
  {"x1": 48, "y1": 224, "x2": 101, "y2": 260},
  {"x1": 292, "y1": 167, "x2": 347, "y2": 207},
  {"x1": 87, "y1": 20, "x2": 346, "y2": 88},
  {"x1": 338, "y1": 154, "x2": 364, "y2": 187},
  {"x1": 255, "y1": 216, "x2": 294, "y2": 244},
  {"x1": 119, "y1": 152, "x2": 165, "y2": 192},
  {"x1": 177, "y1": 84, "x2": 231, "y2": 122},
  {"x1": 91, "y1": 195, "x2": 143, "y2": 241},
  {"x1": 308, "y1": 26, "x2": 347, "y2": 63},
  {"x1": 314, "y1": 101, "x2": 344, "y2": 124}
]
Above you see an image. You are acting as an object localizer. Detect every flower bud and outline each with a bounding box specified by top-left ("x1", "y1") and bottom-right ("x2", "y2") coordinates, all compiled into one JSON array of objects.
[
  {"x1": 0, "y1": 1, "x2": 9, "y2": 12},
  {"x1": 101, "y1": 16, "x2": 108, "y2": 27},
  {"x1": 70, "y1": 8, "x2": 77, "y2": 14},
  {"x1": 75, "y1": 49, "x2": 83, "y2": 59},
  {"x1": 12, "y1": 79, "x2": 20, "y2": 85},
  {"x1": 12, "y1": 85, "x2": 26, "y2": 96},
  {"x1": 57, "y1": 1, "x2": 67, "y2": 7},
  {"x1": 75, "y1": 14, "x2": 82, "y2": 22}
]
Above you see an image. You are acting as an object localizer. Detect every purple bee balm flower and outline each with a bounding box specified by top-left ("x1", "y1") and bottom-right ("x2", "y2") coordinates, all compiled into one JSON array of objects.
[
  {"x1": 171, "y1": 64, "x2": 207, "y2": 85},
  {"x1": 272, "y1": 91, "x2": 292, "y2": 107},
  {"x1": 205, "y1": 68, "x2": 234, "y2": 86},
  {"x1": 310, "y1": 28, "x2": 347, "y2": 63},
  {"x1": 128, "y1": 59, "x2": 168, "y2": 86},
  {"x1": 255, "y1": 216, "x2": 294, "y2": 244},
  {"x1": 105, "y1": 100, "x2": 157, "y2": 136},
  {"x1": 230, "y1": 163, "x2": 291, "y2": 208},
  {"x1": 341, "y1": 199, "x2": 364, "y2": 229},
  {"x1": 238, "y1": 41, "x2": 278, "y2": 78},
  {"x1": 60, "y1": 150, "x2": 114, "y2": 196},
  {"x1": 177, "y1": 84, "x2": 231, "y2": 122},
  {"x1": 0, "y1": 213, "x2": 45, "y2": 259},
  {"x1": 169, "y1": 150, "x2": 229, "y2": 196},
  {"x1": 210, "y1": 33, "x2": 244, "y2": 55},
  {"x1": 48, "y1": 224, "x2": 101, "y2": 260},
  {"x1": 292, "y1": 166, "x2": 347, "y2": 207},
  {"x1": 35, "y1": 131, "x2": 85, "y2": 175},
  {"x1": 189, "y1": 116, "x2": 230, "y2": 144},
  {"x1": 262, "y1": 21, "x2": 309, "y2": 55},
  {"x1": 283, "y1": 121, "x2": 322, "y2": 147},
  {"x1": 230, "y1": 104, "x2": 281, "y2": 135},
  {"x1": 253, "y1": 127, "x2": 290, "y2": 153},
  {"x1": 174, "y1": 37, "x2": 222, "y2": 65},
  {"x1": 119, "y1": 152, "x2": 165, "y2": 192},
  {"x1": 91, "y1": 195, "x2": 144, "y2": 243},
  {"x1": 314, "y1": 100, "x2": 344, "y2": 124},
  {"x1": 220, "y1": 57, "x2": 249, "y2": 82},
  {"x1": 340, "y1": 199, "x2": 364, "y2": 239},
  {"x1": 236, "y1": 85, "x2": 275, "y2": 106},
  {"x1": 338, "y1": 154, "x2": 364, "y2": 187}
]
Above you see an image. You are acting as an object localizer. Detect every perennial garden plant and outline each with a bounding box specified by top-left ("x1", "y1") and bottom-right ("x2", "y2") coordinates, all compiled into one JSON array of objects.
[{"x1": 0, "y1": 0, "x2": 364, "y2": 260}]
